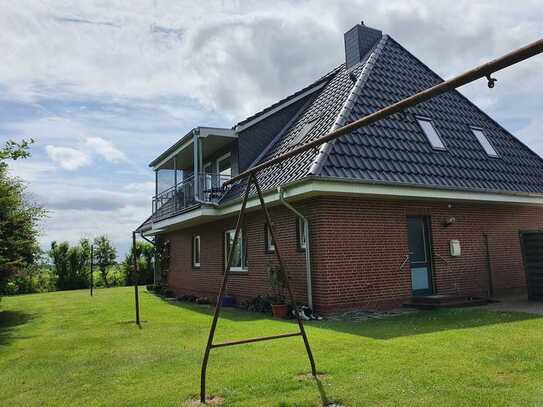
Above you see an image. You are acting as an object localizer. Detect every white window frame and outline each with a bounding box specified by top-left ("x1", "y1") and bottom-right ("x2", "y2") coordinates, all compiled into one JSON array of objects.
[
  {"x1": 471, "y1": 127, "x2": 499, "y2": 157},
  {"x1": 192, "y1": 235, "x2": 201, "y2": 268},
  {"x1": 224, "y1": 228, "x2": 247, "y2": 272},
  {"x1": 417, "y1": 117, "x2": 446, "y2": 150},
  {"x1": 266, "y1": 224, "x2": 275, "y2": 252},
  {"x1": 297, "y1": 217, "x2": 307, "y2": 250}
]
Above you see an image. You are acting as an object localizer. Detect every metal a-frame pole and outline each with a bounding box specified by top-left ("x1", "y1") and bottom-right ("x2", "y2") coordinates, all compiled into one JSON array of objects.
[
  {"x1": 200, "y1": 173, "x2": 317, "y2": 403},
  {"x1": 252, "y1": 175, "x2": 317, "y2": 375},
  {"x1": 90, "y1": 244, "x2": 94, "y2": 296},
  {"x1": 132, "y1": 231, "x2": 140, "y2": 326}
]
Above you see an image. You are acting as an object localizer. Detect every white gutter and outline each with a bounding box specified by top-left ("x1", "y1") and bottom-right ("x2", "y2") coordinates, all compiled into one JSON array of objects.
[
  {"x1": 150, "y1": 178, "x2": 543, "y2": 233},
  {"x1": 277, "y1": 186, "x2": 313, "y2": 309}
]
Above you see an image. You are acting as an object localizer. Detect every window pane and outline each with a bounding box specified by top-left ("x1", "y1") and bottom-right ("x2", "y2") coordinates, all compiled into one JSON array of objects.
[
  {"x1": 193, "y1": 236, "x2": 200, "y2": 266},
  {"x1": 298, "y1": 218, "x2": 306, "y2": 249},
  {"x1": 418, "y1": 119, "x2": 446, "y2": 150},
  {"x1": 157, "y1": 157, "x2": 176, "y2": 193},
  {"x1": 218, "y1": 155, "x2": 231, "y2": 177},
  {"x1": 472, "y1": 128, "x2": 498, "y2": 157},
  {"x1": 225, "y1": 230, "x2": 243, "y2": 269},
  {"x1": 267, "y1": 226, "x2": 275, "y2": 251}
]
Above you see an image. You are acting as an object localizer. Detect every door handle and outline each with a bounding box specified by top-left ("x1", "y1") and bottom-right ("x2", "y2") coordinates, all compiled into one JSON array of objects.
[{"x1": 399, "y1": 254, "x2": 409, "y2": 271}]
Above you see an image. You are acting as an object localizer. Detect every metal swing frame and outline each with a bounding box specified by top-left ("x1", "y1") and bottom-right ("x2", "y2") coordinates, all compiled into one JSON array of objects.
[
  {"x1": 199, "y1": 38, "x2": 543, "y2": 403},
  {"x1": 200, "y1": 173, "x2": 316, "y2": 402}
]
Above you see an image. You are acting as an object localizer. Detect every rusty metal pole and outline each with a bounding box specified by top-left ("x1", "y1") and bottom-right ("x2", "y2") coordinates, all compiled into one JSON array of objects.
[
  {"x1": 133, "y1": 231, "x2": 140, "y2": 326},
  {"x1": 200, "y1": 175, "x2": 254, "y2": 403},
  {"x1": 252, "y1": 176, "x2": 317, "y2": 376}
]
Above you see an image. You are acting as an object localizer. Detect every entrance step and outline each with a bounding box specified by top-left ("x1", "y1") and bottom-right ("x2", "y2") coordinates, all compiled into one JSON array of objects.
[{"x1": 403, "y1": 295, "x2": 490, "y2": 310}]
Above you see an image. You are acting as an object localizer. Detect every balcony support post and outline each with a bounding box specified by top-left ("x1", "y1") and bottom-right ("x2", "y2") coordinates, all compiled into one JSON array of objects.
[{"x1": 193, "y1": 129, "x2": 199, "y2": 201}]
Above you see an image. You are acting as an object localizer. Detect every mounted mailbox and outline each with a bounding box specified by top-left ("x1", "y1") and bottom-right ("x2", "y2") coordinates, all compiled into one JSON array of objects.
[{"x1": 450, "y1": 239, "x2": 461, "y2": 257}]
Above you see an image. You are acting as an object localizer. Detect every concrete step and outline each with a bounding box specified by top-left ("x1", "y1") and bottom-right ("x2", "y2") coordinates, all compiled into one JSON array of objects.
[{"x1": 403, "y1": 295, "x2": 490, "y2": 310}]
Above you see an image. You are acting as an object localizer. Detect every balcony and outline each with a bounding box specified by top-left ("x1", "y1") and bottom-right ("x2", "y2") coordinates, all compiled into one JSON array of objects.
[
  {"x1": 149, "y1": 127, "x2": 237, "y2": 222},
  {"x1": 152, "y1": 172, "x2": 230, "y2": 220}
]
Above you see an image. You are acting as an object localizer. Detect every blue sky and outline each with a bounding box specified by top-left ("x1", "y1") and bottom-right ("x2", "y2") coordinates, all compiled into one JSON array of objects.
[{"x1": 2, "y1": 1, "x2": 542, "y2": 257}]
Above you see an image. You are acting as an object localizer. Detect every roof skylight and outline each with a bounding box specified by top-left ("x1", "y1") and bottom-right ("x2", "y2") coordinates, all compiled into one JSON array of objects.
[
  {"x1": 291, "y1": 117, "x2": 319, "y2": 146},
  {"x1": 471, "y1": 128, "x2": 498, "y2": 157},
  {"x1": 417, "y1": 118, "x2": 446, "y2": 150}
]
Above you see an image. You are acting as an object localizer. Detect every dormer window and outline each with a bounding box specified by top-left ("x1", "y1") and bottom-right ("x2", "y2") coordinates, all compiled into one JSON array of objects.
[
  {"x1": 471, "y1": 128, "x2": 498, "y2": 157},
  {"x1": 417, "y1": 118, "x2": 446, "y2": 150}
]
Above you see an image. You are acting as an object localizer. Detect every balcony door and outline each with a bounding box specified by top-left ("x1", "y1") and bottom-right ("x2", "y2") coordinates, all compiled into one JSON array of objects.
[
  {"x1": 216, "y1": 153, "x2": 231, "y2": 186},
  {"x1": 203, "y1": 162, "x2": 214, "y2": 199},
  {"x1": 407, "y1": 216, "x2": 434, "y2": 296}
]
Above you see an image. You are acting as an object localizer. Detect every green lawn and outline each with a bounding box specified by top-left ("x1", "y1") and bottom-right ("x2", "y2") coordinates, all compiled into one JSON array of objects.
[{"x1": 1, "y1": 287, "x2": 543, "y2": 406}]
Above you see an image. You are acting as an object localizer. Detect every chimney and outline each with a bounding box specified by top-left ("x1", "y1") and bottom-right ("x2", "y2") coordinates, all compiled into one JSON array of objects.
[{"x1": 344, "y1": 22, "x2": 382, "y2": 69}]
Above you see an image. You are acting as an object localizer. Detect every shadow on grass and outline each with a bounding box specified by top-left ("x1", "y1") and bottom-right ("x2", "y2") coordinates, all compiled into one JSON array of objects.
[
  {"x1": 149, "y1": 290, "x2": 542, "y2": 340},
  {"x1": 313, "y1": 308, "x2": 543, "y2": 339},
  {"x1": 0, "y1": 310, "x2": 34, "y2": 346},
  {"x1": 151, "y1": 291, "x2": 267, "y2": 322}
]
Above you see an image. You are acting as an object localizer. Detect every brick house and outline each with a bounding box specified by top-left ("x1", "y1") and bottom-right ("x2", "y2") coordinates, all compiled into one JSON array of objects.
[{"x1": 137, "y1": 23, "x2": 543, "y2": 313}]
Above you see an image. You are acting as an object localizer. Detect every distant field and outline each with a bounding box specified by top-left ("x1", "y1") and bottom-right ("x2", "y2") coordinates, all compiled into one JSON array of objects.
[{"x1": 1, "y1": 287, "x2": 543, "y2": 406}]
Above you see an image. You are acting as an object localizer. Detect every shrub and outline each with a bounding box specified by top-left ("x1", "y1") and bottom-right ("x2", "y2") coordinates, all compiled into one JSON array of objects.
[{"x1": 240, "y1": 295, "x2": 274, "y2": 314}]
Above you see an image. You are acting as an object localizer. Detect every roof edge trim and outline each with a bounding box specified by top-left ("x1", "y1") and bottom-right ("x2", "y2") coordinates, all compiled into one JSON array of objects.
[
  {"x1": 147, "y1": 177, "x2": 543, "y2": 233},
  {"x1": 234, "y1": 81, "x2": 328, "y2": 133}
]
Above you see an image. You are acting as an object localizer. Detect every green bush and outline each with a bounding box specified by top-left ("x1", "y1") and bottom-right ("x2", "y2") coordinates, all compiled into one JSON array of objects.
[{"x1": 0, "y1": 265, "x2": 56, "y2": 295}]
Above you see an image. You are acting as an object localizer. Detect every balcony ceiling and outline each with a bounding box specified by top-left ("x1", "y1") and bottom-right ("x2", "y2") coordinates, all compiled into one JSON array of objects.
[{"x1": 157, "y1": 128, "x2": 236, "y2": 171}]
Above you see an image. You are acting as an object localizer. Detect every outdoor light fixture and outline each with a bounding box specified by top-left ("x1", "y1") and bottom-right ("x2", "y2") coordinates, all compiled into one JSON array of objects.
[{"x1": 443, "y1": 217, "x2": 456, "y2": 227}]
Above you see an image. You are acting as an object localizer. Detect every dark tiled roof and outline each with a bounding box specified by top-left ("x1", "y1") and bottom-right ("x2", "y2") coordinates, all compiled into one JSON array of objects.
[
  {"x1": 222, "y1": 59, "x2": 367, "y2": 201},
  {"x1": 318, "y1": 37, "x2": 543, "y2": 193},
  {"x1": 235, "y1": 66, "x2": 341, "y2": 128}
]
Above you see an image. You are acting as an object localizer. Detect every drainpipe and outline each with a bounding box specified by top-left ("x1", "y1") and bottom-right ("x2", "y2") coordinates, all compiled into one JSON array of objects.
[{"x1": 277, "y1": 186, "x2": 313, "y2": 309}]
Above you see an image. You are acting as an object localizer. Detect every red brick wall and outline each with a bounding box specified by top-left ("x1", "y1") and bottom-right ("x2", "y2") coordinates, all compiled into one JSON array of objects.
[
  {"x1": 163, "y1": 204, "x2": 310, "y2": 305},
  {"x1": 162, "y1": 195, "x2": 543, "y2": 313},
  {"x1": 310, "y1": 197, "x2": 543, "y2": 313}
]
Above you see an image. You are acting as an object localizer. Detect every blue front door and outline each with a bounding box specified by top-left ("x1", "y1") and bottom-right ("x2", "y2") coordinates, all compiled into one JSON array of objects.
[{"x1": 407, "y1": 216, "x2": 433, "y2": 296}]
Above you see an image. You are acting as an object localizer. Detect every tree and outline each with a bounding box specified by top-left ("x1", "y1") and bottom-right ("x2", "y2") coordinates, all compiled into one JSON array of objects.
[
  {"x1": 50, "y1": 241, "x2": 70, "y2": 290},
  {"x1": 93, "y1": 236, "x2": 116, "y2": 287},
  {"x1": 48, "y1": 239, "x2": 94, "y2": 290},
  {"x1": 122, "y1": 240, "x2": 154, "y2": 285},
  {"x1": 0, "y1": 139, "x2": 45, "y2": 293}
]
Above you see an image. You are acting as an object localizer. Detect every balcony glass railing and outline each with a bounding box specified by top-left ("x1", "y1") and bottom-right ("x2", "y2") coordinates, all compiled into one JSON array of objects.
[{"x1": 151, "y1": 172, "x2": 230, "y2": 220}]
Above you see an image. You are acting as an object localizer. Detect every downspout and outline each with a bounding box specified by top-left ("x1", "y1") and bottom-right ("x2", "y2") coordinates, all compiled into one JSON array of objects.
[{"x1": 277, "y1": 186, "x2": 313, "y2": 309}]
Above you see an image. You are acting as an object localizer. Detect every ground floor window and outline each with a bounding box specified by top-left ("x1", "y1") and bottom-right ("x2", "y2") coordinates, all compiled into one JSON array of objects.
[
  {"x1": 265, "y1": 223, "x2": 275, "y2": 253},
  {"x1": 296, "y1": 217, "x2": 307, "y2": 250},
  {"x1": 192, "y1": 235, "x2": 200, "y2": 268},
  {"x1": 224, "y1": 228, "x2": 248, "y2": 271}
]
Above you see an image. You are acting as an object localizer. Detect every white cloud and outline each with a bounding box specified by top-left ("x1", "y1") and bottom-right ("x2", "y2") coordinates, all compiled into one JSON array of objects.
[
  {"x1": 86, "y1": 136, "x2": 127, "y2": 162},
  {"x1": 3, "y1": 1, "x2": 543, "y2": 257},
  {"x1": 45, "y1": 145, "x2": 90, "y2": 170},
  {"x1": 0, "y1": 0, "x2": 541, "y2": 121}
]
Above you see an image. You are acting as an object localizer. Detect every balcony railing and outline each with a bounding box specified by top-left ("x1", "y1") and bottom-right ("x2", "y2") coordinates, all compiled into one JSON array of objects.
[{"x1": 152, "y1": 172, "x2": 231, "y2": 221}]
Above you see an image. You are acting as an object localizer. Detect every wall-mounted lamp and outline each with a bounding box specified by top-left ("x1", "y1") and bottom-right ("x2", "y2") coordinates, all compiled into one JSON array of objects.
[{"x1": 443, "y1": 217, "x2": 456, "y2": 227}]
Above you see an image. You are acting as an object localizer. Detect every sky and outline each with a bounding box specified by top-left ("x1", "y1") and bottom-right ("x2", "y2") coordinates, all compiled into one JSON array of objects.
[{"x1": 2, "y1": 0, "x2": 542, "y2": 258}]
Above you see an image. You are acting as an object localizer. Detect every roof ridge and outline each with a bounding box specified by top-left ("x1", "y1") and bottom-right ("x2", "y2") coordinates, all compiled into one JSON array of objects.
[{"x1": 308, "y1": 34, "x2": 389, "y2": 176}]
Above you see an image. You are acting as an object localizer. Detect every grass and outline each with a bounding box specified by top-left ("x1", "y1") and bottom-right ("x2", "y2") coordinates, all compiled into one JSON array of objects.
[{"x1": 1, "y1": 287, "x2": 543, "y2": 406}]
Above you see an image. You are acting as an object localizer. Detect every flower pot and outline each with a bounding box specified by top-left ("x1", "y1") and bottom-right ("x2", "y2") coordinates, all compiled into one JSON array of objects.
[
  {"x1": 221, "y1": 295, "x2": 236, "y2": 307},
  {"x1": 271, "y1": 304, "x2": 288, "y2": 319}
]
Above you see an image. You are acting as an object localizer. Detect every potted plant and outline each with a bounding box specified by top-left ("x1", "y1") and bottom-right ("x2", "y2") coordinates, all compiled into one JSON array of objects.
[{"x1": 267, "y1": 262, "x2": 288, "y2": 319}]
